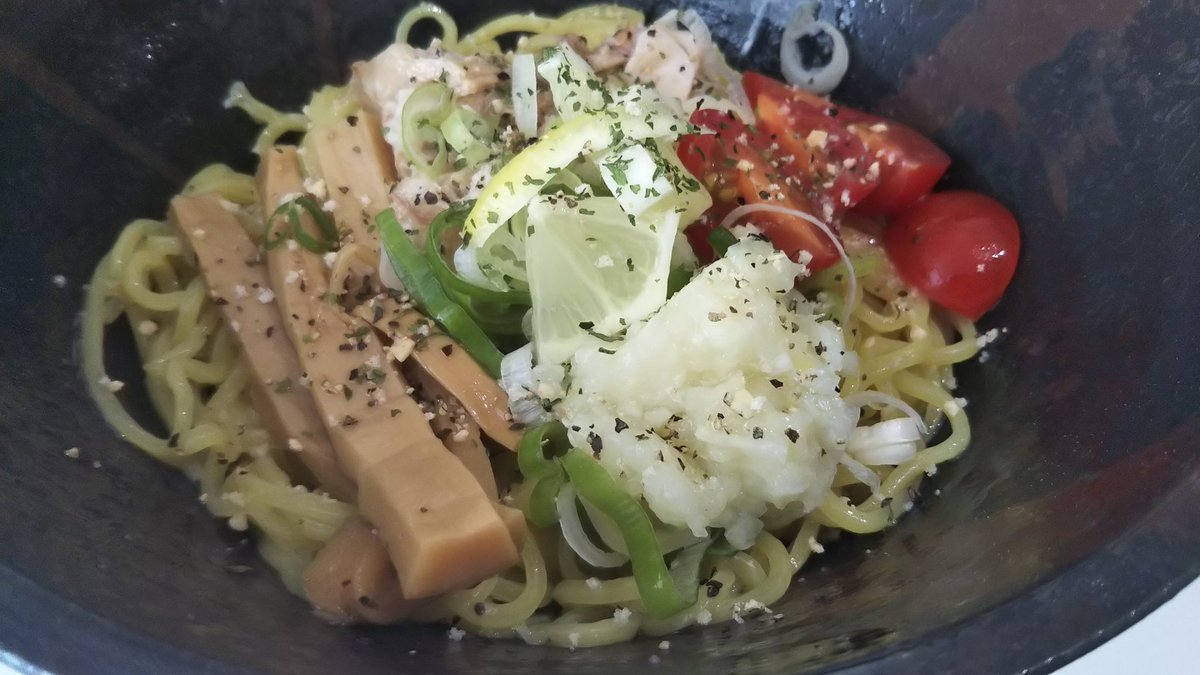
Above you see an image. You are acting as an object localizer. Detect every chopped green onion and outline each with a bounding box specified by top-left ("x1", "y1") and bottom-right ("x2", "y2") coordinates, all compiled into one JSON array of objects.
[
  {"x1": 425, "y1": 206, "x2": 533, "y2": 306},
  {"x1": 264, "y1": 195, "x2": 339, "y2": 253},
  {"x1": 527, "y1": 471, "x2": 565, "y2": 527},
  {"x1": 803, "y1": 250, "x2": 883, "y2": 290},
  {"x1": 666, "y1": 265, "x2": 693, "y2": 298},
  {"x1": 450, "y1": 293, "x2": 528, "y2": 336},
  {"x1": 707, "y1": 227, "x2": 738, "y2": 258},
  {"x1": 401, "y1": 82, "x2": 454, "y2": 177},
  {"x1": 377, "y1": 208, "x2": 503, "y2": 376},
  {"x1": 560, "y1": 449, "x2": 691, "y2": 618},
  {"x1": 667, "y1": 540, "x2": 709, "y2": 606},
  {"x1": 439, "y1": 107, "x2": 495, "y2": 168},
  {"x1": 667, "y1": 535, "x2": 739, "y2": 606},
  {"x1": 518, "y1": 421, "x2": 571, "y2": 527},
  {"x1": 517, "y1": 421, "x2": 569, "y2": 481},
  {"x1": 704, "y1": 534, "x2": 740, "y2": 558}
]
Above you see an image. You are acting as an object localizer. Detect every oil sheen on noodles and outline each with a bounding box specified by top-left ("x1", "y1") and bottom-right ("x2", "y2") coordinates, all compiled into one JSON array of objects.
[{"x1": 80, "y1": 4, "x2": 980, "y2": 647}]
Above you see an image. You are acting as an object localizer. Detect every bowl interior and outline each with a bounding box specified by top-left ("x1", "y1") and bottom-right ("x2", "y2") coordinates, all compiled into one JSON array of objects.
[{"x1": 1, "y1": 0, "x2": 1199, "y2": 673}]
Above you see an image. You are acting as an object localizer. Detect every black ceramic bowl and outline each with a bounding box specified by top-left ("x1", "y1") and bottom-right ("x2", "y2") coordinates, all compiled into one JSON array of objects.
[{"x1": 2, "y1": 0, "x2": 1198, "y2": 672}]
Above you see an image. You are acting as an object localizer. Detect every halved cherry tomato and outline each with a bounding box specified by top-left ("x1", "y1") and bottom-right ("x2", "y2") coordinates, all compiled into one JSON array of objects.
[
  {"x1": 743, "y1": 71, "x2": 950, "y2": 216},
  {"x1": 881, "y1": 191, "x2": 1020, "y2": 319},
  {"x1": 681, "y1": 204, "x2": 729, "y2": 263},
  {"x1": 837, "y1": 109, "x2": 951, "y2": 216},
  {"x1": 733, "y1": 154, "x2": 831, "y2": 267},
  {"x1": 677, "y1": 108, "x2": 839, "y2": 270},
  {"x1": 743, "y1": 71, "x2": 815, "y2": 109},
  {"x1": 677, "y1": 117, "x2": 739, "y2": 265},
  {"x1": 677, "y1": 131, "x2": 737, "y2": 205},
  {"x1": 751, "y1": 88, "x2": 878, "y2": 214}
]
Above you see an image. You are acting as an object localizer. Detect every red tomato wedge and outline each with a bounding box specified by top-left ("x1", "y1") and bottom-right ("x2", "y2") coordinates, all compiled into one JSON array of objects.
[
  {"x1": 837, "y1": 109, "x2": 951, "y2": 216},
  {"x1": 743, "y1": 71, "x2": 950, "y2": 216},
  {"x1": 750, "y1": 86, "x2": 878, "y2": 215},
  {"x1": 882, "y1": 191, "x2": 1020, "y2": 319},
  {"x1": 743, "y1": 71, "x2": 818, "y2": 108},
  {"x1": 681, "y1": 206, "x2": 728, "y2": 264},
  {"x1": 677, "y1": 108, "x2": 840, "y2": 270}
]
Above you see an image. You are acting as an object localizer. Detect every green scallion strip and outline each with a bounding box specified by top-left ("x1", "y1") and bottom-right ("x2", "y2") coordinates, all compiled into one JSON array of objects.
[
  {"x1": 264, "y1": 196, "x2": 339, "y2": 253},
  {"x1": 666, "y1": 540, "x2": 710, "y2": 606},
  {"x1": 425, "y1": 207, "x2": 533, "y2": 306},
  {"x1": 452, "y1": 295, "x2": 528, "y2": 336},
  {"x1": 517, "y1": 421, "x2": 569, "y2": 482},
  {"x1": 560, "y1": 449, "x2": 690, "y2": 618},
  {"x1": 517, "y1": 421, "x2": 570, "y2": 527},
  {"x1": 705, "y1": 535, "x2": 739, "y2": 558},
  {"x1": 377, "y1": 208, "x2": 503, "y2": 376},
  {"x1": 526, "y1": 471, "x2": 565, "y2": 527},
  {"x1": 666, "y1": 535, "x2": 738, "y2": 606}
]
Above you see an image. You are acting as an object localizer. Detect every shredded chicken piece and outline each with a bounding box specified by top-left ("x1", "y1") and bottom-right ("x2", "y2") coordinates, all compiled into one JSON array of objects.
[
  {"x1": 624, "y1": 18, "x2": 702, "y2": 100},
  {"x1": 352, "y1": 42, "x2": 502, "y2": 125},
  {"x1": 584, "y1": 27, "x2": 636, "y2": 72}
]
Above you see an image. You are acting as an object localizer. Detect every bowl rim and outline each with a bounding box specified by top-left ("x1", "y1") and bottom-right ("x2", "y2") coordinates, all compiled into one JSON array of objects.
[
  {"x1": 2, "y1": 0, "x2": 1199, "y2": 671},
  {"x1": 3, "y1": 466, "x2": 1198, "y2": 674}
]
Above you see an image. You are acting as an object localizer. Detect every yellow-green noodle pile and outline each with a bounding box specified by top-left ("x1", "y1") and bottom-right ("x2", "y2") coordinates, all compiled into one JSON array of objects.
[{"x1": 82, "y1": 3, "x2": 979, "y2": 647}]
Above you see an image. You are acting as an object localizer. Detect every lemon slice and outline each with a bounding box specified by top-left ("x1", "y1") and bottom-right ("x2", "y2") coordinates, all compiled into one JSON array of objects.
[
  {"x1": 524, "y1": 195, "x2": 678, "y2": 364},
  {"x1": 464, "y1": 109, "x2": 687, "y2": 252},
  {"x1": 465, "y1": 113, "x2": 613, "y2": 247}
]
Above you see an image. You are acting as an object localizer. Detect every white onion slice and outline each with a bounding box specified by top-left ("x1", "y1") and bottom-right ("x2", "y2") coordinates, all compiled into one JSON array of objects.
[
  {"x1": 850, "y1": 417, "x2": 921, "y2": 448},
  {"x1": 853, "y1": 441, "x2": 919, "y2": 467},
  {"x1": 717, "y1": 202, "x2": 856, "y2": 324},
  {"x1": 845, "y1": 390, "x2": 930, "y2": 436},
  {"x1": 579, "y1": 497, "x2": 628, "y2": 555},
  {"x1": 839, "y1": 453, "x2": 882, "y2": 494},
  {"x1": 511, "y1": 52, "x2": 538, "y2": 138},
  {"x1": 508, "y1": 396, "x2": 553, "y2": 427},
  {"x1": 780, "y1": 2, "x2": 849, "y2": 95},
  {"x1": 451, "y1": 244, "x2": 490, "y2": 286},
  {"x1": 580, "y1": 497, "x2": 701, "y2": 556},
  {"x1": 499, "y1": 343, "x2": 534, "y2": 387},
  {"x1": 847, "y1": 418, "x2": 922, "y2": 466},
  {"x1": 498, "y1": 344, "x2": 554, "y2": 426},
  {"x1": 379, "y1": 245, "x2": 404, "y2": 291},
  {"x1": 556, "y1": 484, "x2": 628, "y2": 568}
]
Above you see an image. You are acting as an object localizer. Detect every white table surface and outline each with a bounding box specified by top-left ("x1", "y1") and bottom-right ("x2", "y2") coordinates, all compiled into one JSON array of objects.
[
  {"x1": 2, "y1": 576, "x2": 1196, "y2": 673},
  {"x1": 1057, "y1": 576, "x2": 1198, "y2": 674}
]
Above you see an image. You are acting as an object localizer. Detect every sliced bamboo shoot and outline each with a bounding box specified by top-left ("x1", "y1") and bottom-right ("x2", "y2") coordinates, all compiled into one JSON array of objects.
[
  {"x1": 356, "y1": 441, "x2": 518, "y2": 598},
  {"x1": 303, "y1": 517, "x2": 429, "y2": 624},
  {"x1": 257, "y1": 146, "x2": 518, "y2": 599},
  {"x1": 170, "y1": 194, "x2": 354, "y2": 500},
  {"x1": 356, "y1": 295, "x2": 521, "y2": 451},
  {"x1": 309, "y1": 111, "x2": 396, "y2": 263}
]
